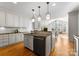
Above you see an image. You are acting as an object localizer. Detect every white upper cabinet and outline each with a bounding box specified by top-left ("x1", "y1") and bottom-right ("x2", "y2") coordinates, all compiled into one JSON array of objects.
[
  {"x1": 19, "y1": 16, "x2": 24, "y2": 27},
  {"x1": 13, "y1": 15, "x2": 19, "y2": 27},
  {"x1": 6, "y1": 13, "x2": 14, "y2": 27},
  {"x1": 0, "y1": 11, "x2": 5, "y2": 26},
  {"x1": 0, "y1": 11, "x2": 26, "y2": 27},
  {"x1": 6, "y1": 13, "x2": 20, "y2": 27},
  {"x1": 23, "y1": 18, "x2": 27, "y2": 27}
]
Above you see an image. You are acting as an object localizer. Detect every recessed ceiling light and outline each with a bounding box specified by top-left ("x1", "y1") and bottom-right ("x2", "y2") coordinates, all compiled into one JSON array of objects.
[{"x1": 52, "y1": 3, "x2": 56, "y2": 6}]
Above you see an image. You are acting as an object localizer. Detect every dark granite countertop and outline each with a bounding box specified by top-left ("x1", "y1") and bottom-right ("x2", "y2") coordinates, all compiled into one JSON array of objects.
[{"x1": 24, "y1": 31, "x2": 52, "y2": 37}]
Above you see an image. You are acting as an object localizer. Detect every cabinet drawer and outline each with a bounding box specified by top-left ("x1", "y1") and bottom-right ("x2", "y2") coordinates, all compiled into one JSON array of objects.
[
  {"x1": 0, "y1": 35, "x2": 3, "y2": 39},
  {"x1": 0, "y1": 39, "x2": 3, "y2": 47},
  {"x1": 8, "y1": 34, "x2": 16, "y2": 44},
  {"x1": 3, "y1": 39, "x2": 8, "y2": 46}
]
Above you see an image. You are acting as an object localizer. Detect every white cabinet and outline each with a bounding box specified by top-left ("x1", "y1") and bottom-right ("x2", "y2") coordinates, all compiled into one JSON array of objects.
[
  {"x1": 6, "y1": 13, "x2": 14, "y2": 27},
  {"x1": 3, "y1": 35, "x2": 8, "y2": 47},
  {"x1": 0, "y1": 35, "x2": 3, "y2": 47},
  {"x1": 0, "y1": 35, "x2": 9, "y2": 47},
  {"x1": 29, "y1": 36, "x2": 33, "y2": 50},
  {"x1": 19, "y1": 33, "x2": 24, "y2": 41},
  {"x1": 15, "y1": 33, "x2": 24, "y2": 43},
  {"x1": 0, "y1": 11, "x2": 5, "y2": 26},
  {"x1": 6, "y1": 13, "x2": 20, "y2": 27},
  {"x1": 13, "y1": 15, "x2": 19, "y2": 27},
  {"x1": 8, "y1": 34, "x2": 16, "y2": 44},
  {"x1": 24, "y1": 35, "x2": 33, "y2": 51},
  {"x1": 23, "y1": 18, "x2": 28, "y2": 27},
  {"x1": 0, "y1": 11, "x2": 27, "y2": 27},
  {"x1": 46, "y1": 35, "x2": 52, "y2": 56},
  {"x1": 0, "y1": 33, "x2": 24, "y2": 47},
  {"x1": 19, "y1": 16, "x2": 27, "y2": 27},
  {"x1": 19, "y1": 16, "x2": 24, "y2": 27},
  {"x1": 15, "y1": 33, "x2": 19, "y2": 43}
]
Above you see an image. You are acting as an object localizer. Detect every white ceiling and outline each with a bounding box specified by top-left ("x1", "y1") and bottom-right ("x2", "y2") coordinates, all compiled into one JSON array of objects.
[{"x1": 0, "y1": 2, "x2": 79, "y2": 19}]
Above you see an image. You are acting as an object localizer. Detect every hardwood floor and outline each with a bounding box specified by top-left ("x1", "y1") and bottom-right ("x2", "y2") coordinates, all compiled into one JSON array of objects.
[
  {"x1": 0, "y1": 42, "x2": 36, "y2": 56},
  {"x1": 50, "y1": 33, "x2": 75, "y2": 56},
  {"x1": 0, "y1": 33, "x2": 75, "y2": 56}
]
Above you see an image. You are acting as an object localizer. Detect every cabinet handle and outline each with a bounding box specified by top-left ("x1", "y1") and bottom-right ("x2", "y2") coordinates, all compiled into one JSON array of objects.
[{"x1": 34, "y1": 38, "x2": 44, "y2": 40}]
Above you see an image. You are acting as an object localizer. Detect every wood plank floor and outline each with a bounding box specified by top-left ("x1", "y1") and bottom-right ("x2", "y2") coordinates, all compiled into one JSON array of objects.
[
  {"x1": 0, "y1": 42, "x2": 36, "y2": 56},
  {"x1": 0, "y1": 33, "x2": 75, "y2": 56},
  {"x1": 50, "y1": 33, "x2": 75, "y2": 56}
]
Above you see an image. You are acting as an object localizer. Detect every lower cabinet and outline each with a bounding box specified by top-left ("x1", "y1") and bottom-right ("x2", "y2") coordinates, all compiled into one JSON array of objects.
[
  {"x1": 15, "y1": 33, "x2": 19, "y2": 43},
  {"x1": 24, "y1": 35, "x2": 33, "y2": 51},
  {"x1": 3, "y1": 35, "x2": 8, "y2": 47},
  {"x1": 8, "y1": 34, "x2": 16, "y2": 45},
  {"x1": 0, "y1": 35, "x2": 9, "y2": 47},
  {"x1": 0, "y1": 35, "x2": 3, "y2": 47},
  {"x1": 15, "y1": 33, "x2": 24, "y2": 43},
  {"x1": 18, "y1": 33, "x2": 24, "y2": 41},
  {"x1": 0, "y1": 33, "x2": 24, "y2": 47},
  {"x1": 45, "y1": 35, "x2": 52, "y2": 56}
]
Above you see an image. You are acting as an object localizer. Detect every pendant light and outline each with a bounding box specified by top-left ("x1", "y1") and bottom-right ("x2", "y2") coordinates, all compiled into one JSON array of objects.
[
  {"x1": 38, "y1": 6, "x2": 41, "y2": 21},
  {"x1": 32, "y1": 9, "x2": 35, "y2": 22},
  {"x1": 46, "y1": 2, "x2": 51, "y2": 20}
]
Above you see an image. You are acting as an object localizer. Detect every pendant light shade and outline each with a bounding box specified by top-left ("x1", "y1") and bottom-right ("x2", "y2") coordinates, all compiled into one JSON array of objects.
[
  {"x1": 46, "y1": 13, "x2": 51, "y2": 20},
  {"x1": 32, "y1": 9, "x2": 35, "y2": 22},
  {"x1": 38, "y1": 6, "x2": 41, "y2": 21},
  {"x1": 31, "y1": 2, "x2": 51, "y2": 22},
  {"x1": 32, "y1": 18, "x2": 35, "y2": 22},
  {"x1": 46, "y1": 2, "x2": 51, "y2": 20}
]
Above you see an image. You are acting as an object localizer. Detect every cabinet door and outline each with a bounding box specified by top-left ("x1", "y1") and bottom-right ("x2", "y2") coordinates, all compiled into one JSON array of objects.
[
  {"x1": 19, "y1": 16, "x2": 24, "y2": 27},
  {"x1": 29, "y1": 36, "x2": 33, "y2": 50},
  {"x1": 46, "y1": 36, "x2": 51, "y2": 56},
  {"x1": 15, "y1": 33, "x2": 24, "y2": 43},
  {"x1": 24, "y1": 35, "x2": 33, "y2": 51},
  {"x1": 15, "y1": 33, "x2": 19, "y2": 43},
  {"x1": 24, "y1": 35, "x2": 30, "y2": 48},
  {"x1": 3, "y1": 35, "x2": 8, "y2": 47},
  {"x1": 15, "y1": 33, "x2": 21, "y2": 43},
  {"x1": 0, "y1": 35, "x2": 3, "y2": 47},
  {"x1": 0, "y1": 39, "x2": 3, "y2": 47},
  {"x1": 19, "y1": 33, "x2": 24, "y2": 41},
  {"x1": 9, "y1": 34, "x2": 16, "y2": 44},
  {"x1": 23, "y1": 18, "x2": 28, "y2": 27},
  {"x1": 6, "y1": 13, "x2": 14, "y2": 27},
  {"x1": 13, "y1": 15, "x2": 19, "y2": 27},
  {"x1": 0, "y1": 11, "x2": 5, "y2": 26}
]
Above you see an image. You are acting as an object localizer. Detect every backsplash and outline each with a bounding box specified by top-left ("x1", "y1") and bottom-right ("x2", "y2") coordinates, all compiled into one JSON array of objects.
[
  {"x1": 0, "y1": 28, "x2": 17, "y2": 33},
  {"x1": 0, "y1": 27, "x2": 29, "y2": 33}
]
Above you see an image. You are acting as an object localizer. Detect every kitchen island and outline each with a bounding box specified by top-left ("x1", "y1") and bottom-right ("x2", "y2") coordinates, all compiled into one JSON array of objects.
[{"x1": 24, "y1": 31, "x2": 52, "y2": 56}]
